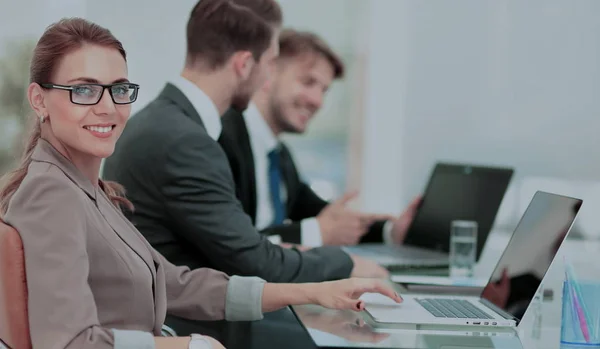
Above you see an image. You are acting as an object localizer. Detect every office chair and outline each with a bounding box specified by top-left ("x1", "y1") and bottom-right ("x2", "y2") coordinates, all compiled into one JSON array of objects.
[
  {"x1": 0, "y1": 220, "x2": 176, "y2": 349},
  {"x1": 0, "y1": 220, "x2": 31, "y2": 349}
]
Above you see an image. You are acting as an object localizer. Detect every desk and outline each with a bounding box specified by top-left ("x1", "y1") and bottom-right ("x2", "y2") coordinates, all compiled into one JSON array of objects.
[
  {"x1": 167, "y1": 232, "x2": 599, "y2": 348},
  {"x1": 294, "y1": 232, "x2": 600, "y2": 349}
]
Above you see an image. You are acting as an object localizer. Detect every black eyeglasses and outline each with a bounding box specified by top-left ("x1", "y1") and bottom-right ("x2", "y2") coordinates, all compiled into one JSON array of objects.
[{"x1": 40, "y1": 82, "x2": 140, "y2": 105}]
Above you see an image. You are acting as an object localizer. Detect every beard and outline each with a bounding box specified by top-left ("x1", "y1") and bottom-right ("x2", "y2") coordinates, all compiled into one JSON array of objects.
[
  {"x1": 232, "y1": 68, "x2": 261, "y2": 112},
  {"x1": 231, "y1": 90, "x2": 252, "y2": 112},
  {"x1": 269, "y1": 96, "x2": 304, "y2": 134}
]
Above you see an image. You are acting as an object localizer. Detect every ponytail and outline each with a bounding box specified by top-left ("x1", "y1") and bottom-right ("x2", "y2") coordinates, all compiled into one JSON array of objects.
[
  {"x1": 99, "y1": 179, "x2": 134, "y2": 212},
  {"x1": 0, "y1": 119, "x2": 41, "y2": 217},
  {"x1": 0, "y1": 119, "x2": 134, "y2": 217}
]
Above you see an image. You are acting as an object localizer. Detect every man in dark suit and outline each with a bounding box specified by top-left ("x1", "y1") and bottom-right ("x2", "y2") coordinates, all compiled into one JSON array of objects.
[
  {"x1": 219, "y1": 29, "x2": 422, "y2": 248},
  {"x1": 103, "y1": 0, "x2": 388, "y2": 283}
]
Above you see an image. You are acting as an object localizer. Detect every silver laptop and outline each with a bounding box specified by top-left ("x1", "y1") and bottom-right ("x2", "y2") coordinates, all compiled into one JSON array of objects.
[
  {"x1": 362, "y1": 191, "x2": 582, "y2": 327},
  {"x1": 345, "y1": 162, "x2": 514, "y2": 270}
]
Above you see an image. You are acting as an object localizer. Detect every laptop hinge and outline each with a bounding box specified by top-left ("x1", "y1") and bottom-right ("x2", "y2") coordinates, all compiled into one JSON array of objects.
[{"x1": 479, "y1": 299, "x2": 520, "y2": 324}]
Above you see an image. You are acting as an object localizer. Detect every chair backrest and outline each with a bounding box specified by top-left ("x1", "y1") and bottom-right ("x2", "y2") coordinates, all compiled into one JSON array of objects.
[{"x1": 0, "y1": 220, "x2": 31, "y2": 349}]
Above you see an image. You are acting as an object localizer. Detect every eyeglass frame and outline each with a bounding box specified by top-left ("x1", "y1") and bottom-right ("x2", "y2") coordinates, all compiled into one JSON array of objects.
[{"x1": 39, "y1": 82, "x2": 140, "y2": 106}]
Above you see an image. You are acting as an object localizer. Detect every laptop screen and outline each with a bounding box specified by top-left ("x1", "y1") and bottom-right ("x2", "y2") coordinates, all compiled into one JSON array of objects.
[
  {"x1": 404, "y1": 163, "x2": 513, "y2": 260},
  {"x1": 480, "y1": 191, "x2": 582, "y2": 319}
]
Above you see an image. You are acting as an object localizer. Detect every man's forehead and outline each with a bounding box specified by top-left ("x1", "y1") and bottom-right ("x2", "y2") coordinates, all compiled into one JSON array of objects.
[
  {"x1": 282, "y1": 52, "x2": 323, "y2": 70},
  {"x1": 287, "y1": 53, "x2": 335, "y2": 81}
]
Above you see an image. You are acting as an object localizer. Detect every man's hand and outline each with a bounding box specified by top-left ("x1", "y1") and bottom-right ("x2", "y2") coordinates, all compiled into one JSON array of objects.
[
  {"x1": 317, "y1": 192, "x2": 376, "y2": 246},
  {"x1": 389, "y1": 196, "x2": 422, "y2": 244},
  {"x1": 349, "y1": 254, "x2": 389, "y2": 278}
]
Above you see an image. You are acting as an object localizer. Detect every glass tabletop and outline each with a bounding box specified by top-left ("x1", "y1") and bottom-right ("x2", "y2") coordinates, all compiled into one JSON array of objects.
[
  {"x1": 164, "y1": 236, "x2": 598, "y2": 349},
  {"x1": 291, "y1": 238, "x2": 600, "y2": 349}
]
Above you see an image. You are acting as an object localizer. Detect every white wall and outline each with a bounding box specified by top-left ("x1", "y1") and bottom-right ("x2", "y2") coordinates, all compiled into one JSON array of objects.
[
  {"x1": 4, "y1": 0, "x2": 600, "y2": 231},
  {"x1": 360, "y1": 0, "x2": 600, "y2": 228},
  {"x1": 86, "y1": 0, "x2": 196, "y2": 114}
]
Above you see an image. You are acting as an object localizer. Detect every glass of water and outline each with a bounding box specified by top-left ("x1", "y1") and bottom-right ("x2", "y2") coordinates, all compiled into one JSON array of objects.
[{"x1": 449, "y1": 220, "x2": 478, "y2": 278}]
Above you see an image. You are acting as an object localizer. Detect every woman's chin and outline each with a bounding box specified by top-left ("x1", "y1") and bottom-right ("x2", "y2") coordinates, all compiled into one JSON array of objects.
[{"x1": 89, "y1": 145, "x2": 115, "y2": 160}]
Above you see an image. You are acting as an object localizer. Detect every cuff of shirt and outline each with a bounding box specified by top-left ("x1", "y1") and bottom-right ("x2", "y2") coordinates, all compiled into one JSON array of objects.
[
  {"x1": 267, "y1": 235, "x2": 282, "y2": 244},
  {"x1": 382, "y1": 220, "x2": 395, "y2": 245},
  {"x1": 190, "y1": 334, "x2": 214, "y2": 348},
  {"x1": 225, "y1": 275, "x2": 266, "y2": 321},
  {"x1": 112, "y1": 329, "x2": 155, "y2": 349},
  {"x1": 301, "y1": 218, "x2": 324, "y2": 247}
]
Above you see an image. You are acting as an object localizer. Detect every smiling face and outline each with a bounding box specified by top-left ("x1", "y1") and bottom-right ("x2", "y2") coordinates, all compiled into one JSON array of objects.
[
  {"x1": 30, "y1": 44, "x2": 132, "y2": 160},
  {"x1": 268, "y1": 52, "x2": 335, "y2": 134}
]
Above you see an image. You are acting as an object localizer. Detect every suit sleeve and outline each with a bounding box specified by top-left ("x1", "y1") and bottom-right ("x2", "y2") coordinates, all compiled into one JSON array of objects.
[
  {"x1": 259, "y1": 223, "x2": 302, "y2": 244},
  {"x1": 155, "y1": 251, "x2": 266, "y2": 322},
  {"x1": 4, "y1": 171, "x2": 154, "y2": 349},
  {"x1": 159, "y1": 133, "x2": 353, "y2": 283}
]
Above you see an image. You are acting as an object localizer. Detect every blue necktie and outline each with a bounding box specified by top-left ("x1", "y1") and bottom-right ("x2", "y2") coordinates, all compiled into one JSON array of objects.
[{"x1": 268, "y1": 148, "x2": 286, "y2": 226}]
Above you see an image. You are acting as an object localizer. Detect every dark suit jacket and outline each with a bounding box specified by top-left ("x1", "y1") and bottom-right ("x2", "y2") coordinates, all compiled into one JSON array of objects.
[
  {"x1": 218, "y1": 108, "x2": 385, "y2": 245},
  {"x1": 103, "y1": 83, "x2": 353, "y2": 283}
]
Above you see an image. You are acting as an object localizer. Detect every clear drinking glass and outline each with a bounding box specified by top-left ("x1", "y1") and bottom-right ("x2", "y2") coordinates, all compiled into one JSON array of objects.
[{"x1": 449, "y1": 220, "x2": 478, "y2": 278}]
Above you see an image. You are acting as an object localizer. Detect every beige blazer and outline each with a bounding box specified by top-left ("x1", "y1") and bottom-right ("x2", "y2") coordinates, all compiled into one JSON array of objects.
[{"x1": 3, "y1": 140, "x2": 265, "y2": 349}]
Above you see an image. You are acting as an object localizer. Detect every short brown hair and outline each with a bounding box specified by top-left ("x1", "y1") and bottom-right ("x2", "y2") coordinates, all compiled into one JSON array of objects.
[
  {"x1": 278, "y1": 29, "x2": 345, "y2": 79},
  {"x1": 186, "y1": 0, "x2": 282, "y2": 70},
  {"x1": 230, "y1": 0, "x2": 282, "y2": 26}
]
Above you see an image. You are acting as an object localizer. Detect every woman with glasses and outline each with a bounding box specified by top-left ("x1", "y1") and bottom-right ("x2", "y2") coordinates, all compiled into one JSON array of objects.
[{"x1": 0, "y1": 18, "x2": 401, "y2": 349}]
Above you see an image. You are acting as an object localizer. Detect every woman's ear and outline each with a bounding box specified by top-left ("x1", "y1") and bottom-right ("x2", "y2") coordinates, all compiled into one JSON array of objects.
[
  {"x1": 28, "y1": 83, "x2": 48, "y2": 118},
  {"x1": 231, "y1": 51, "x2": 254, "y2": 80}
]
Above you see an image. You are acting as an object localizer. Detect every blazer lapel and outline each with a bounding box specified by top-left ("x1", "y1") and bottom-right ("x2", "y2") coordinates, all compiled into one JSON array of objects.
[
  {"x1": 157, "y1": 83, "x2": 207, "y2": 130},
  {"x1": 33, "y1": 140, "x2": 159, "y2": 300},
  {"x1": 32, "y1": 140, "x2": 97, "y2": 201},
  {"x1": 236, "y1": 113, "x2": 258, "y2": 220},
  {"x1": 95, "y1": 192, "x2": 157, "y2": 278},
  {"x1": 279, "y1": 146, "x2": 296, "y2": 213}
]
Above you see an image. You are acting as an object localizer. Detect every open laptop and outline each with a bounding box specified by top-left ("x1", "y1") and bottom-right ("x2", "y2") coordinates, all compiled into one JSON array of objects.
[
  {"x1": 344, "y1": 162, "x2": 514, "y2": 269},
  {"x1": 361, "y1": 191, "x2": 582, "y2": 327}
]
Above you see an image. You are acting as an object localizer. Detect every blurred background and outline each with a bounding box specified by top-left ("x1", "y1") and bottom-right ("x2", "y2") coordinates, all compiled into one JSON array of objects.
[{"x1": 1, "y1": 0, "x2": 600, "y2": 238}]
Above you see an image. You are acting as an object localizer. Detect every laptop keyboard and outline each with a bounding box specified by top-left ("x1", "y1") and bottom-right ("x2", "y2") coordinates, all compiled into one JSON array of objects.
[{"x1": 416, "y1": 298, "x2": 493, "y2": 319}]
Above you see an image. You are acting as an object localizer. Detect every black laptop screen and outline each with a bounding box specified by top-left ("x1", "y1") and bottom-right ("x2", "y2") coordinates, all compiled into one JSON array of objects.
[
  {"x1": 403, "y1": 163, "x2": 513, "y2": 260},
  {"x1": 480, "y1": 191, "x2": 582, "y2": 319}
]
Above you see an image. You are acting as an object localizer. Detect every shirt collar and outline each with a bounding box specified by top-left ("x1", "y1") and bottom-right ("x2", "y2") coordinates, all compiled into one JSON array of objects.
[
  {"x1": 31, "y1": 139, "x2": 98, "y2": 200},
  {"x1": 170, "y1": 76, "x2": 222, "y2": 140},
  {"x1": 243, "y1": 102, "x2": 279, "y2": 154}
]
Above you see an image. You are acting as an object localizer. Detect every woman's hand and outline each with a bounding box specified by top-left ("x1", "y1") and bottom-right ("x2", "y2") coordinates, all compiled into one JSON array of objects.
[
  {"x1": 262, "y1": 278, "x2": 401, "y2": 313},
  {"x1": 309, "y1": 278, "x2": 402, "y2": 311}
]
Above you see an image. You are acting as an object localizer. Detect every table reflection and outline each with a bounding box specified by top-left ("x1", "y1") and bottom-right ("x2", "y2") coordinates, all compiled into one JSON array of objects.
[{"x1": 292, "y1": 305, "x2": 523, "y2": 349}]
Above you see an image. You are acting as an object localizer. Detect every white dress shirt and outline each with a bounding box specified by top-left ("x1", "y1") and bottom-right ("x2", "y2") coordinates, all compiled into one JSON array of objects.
[
  {"x1": 243, "y1": 103, "x2": 324, "y2": 247},
  {"x1": 170, "y1": 76, "x2": 222, "y2": 141}
]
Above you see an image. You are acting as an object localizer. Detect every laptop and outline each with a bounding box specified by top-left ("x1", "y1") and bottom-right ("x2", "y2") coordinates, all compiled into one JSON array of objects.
[
  {"x1": 361, "y1": 191, "x2": 582, "y2": 327},
  {"x1": 344, "y1": 162, "x2": 514, "y2": 269}
]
